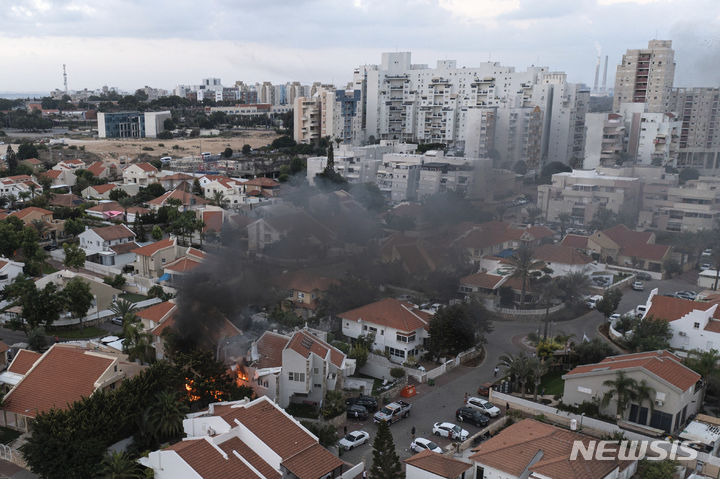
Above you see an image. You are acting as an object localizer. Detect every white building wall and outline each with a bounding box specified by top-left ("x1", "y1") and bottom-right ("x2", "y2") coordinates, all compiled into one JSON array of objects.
[
  {"x1": 144, "y1": 450, "x2": 202, "y2": 479},
  {"x1": 144, "y1": 111, "x2": 171, "y2": 138}
]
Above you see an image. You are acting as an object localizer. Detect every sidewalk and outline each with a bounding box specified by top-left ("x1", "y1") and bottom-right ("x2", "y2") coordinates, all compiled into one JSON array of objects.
[{"x1": 0, "y1": 460, "x2": 36, "y2": 479}]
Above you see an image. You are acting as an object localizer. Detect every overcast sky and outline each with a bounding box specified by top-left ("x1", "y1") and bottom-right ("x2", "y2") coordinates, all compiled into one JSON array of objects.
[{"x1": 1, "y1": 0, "x2": 719, "y2": 94}]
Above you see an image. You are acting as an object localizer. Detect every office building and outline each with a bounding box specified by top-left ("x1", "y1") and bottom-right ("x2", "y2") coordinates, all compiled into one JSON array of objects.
[{"x1": 97, "y1": 111, "x2": 171, "y2": 139}]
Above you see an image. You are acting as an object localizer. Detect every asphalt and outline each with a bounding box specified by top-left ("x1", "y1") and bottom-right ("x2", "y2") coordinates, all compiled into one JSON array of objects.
[{"x1": 340, "y1": 271, "x2": 701, "y2": 467}]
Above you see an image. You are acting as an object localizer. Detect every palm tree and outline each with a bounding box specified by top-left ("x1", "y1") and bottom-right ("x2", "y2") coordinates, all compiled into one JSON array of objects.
[
  {"x1": 558, "y1": 212, "x2": 571, "y2": 237},
  {"x1": 507, "y1": 246, "x2": 544, "y2": 307},
  {"x1": 685, "y1": 348, "x2": 720, "y2": 408},
  {"x1": 556, "y1": 271, "x2": 592, "y2": 306},
  {"x1": 147, "y1": 391, "x2": 188, "y2": 443},
  {"x1": 602, "y1": 371, "x2": 638, "y2": 420},
  {"x1": 211, "y1": 191, "x2": 227, "y2": 208},
  {"x1": 497, "y1": 352, "x2": 533, "y2": 398},
  {"x1": 29, "y1": 183, "x2": 37, "y2": 199},
  {"x1": 18, "y1": 191, "x2": 30, "y2": 205},
  {"x1": 119, "y1": 197, "x2": 134, "y2": 223},
  {"x1": 110, "y1": 299, "x2": 137, "y2": 324},
  {"x1": 531, "y1": 357, "x2": 551, "y2": 402},
  {"x1": 538, "y1": 279, "x2": 562, "y2": 339},
  {"x1": 97, "y1": 451, "x2": 144, "y2": 479},
  {"x1": 30, "y1": 219, "x2": 49, "y2": 241},
  {"x1": 632, "y1": 380, "x2": 655, "y2": 426}
]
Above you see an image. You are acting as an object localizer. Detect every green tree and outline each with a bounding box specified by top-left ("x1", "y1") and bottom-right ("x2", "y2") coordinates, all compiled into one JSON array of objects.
[
  {"x1": 626, "y1": 317, "x2": 672, "y2": 352},
  {"x1": 497, "y1": 351, "x2": 533, "y2": 398},
  {"x1": 17, "y1": 142, "x2": 39, "y2": 160},
  {"x1": 637, "y1": 459, "x2": 678, "y2": 479},
  {"x1": 601, "y1": 371, "x2": 638, "y2": 419},
  {"x1": 596, "y1": 289, "x2": 623, "y2": 319},
  {"x1": 64, "y1": 277, "x2": 94, "y2": 329},
  {"x1": 632, "y1": 380, "x2": 655, "y2": 425},
  {"x1": 108, "y1": 188, "x2": 129, "y2": 202},
  {"x1": 242, "y1": 144, "x2": 251, "y2": 155},
  {"x1": 663, "y1": 258, "x2": 682, "y2": 278},
  {"x1": 191, "y1": 178, "x2": 203, "y2": 196},
  {"x1": 507, "y1": 246, "x2": 543, "y2": 306},
  {"x1": 558, "y1": 212, "x2": 572, "y2": 237},
  {"x1": 110, "y1": 299, "x2": 137, "y2": 324},
  {"x1": 63, "y1": 242, "x2": 86, "y2": 270},
  {"x1": 151, "y1": 225, "x2": 163, "y2": 241},
  {"x1": 571, "y1": 338, "x2": 615, "y2": 366},
  {"x1": 0, "y1": 220, "x2": 21, "y2": 257},
  {"x1": 589, "y1": 208, "x2": 618, "y2": 231},
  {"x1": 27, "y1": 326, "x2": 48, "y2": 352},
  {"x1": 369, "y1": 420, "x2": 402, "y2": 479},
  {"x1": 555, "y1": 271, "x2": 591, "y2": 305},
  {"x1": 4, "y1": 276, "x2": 65, "y2": 330},
  {"x1": 684, "y1": 348, "x2": 720, "y2": 407},
  {"x1": 145, "y1": 391, "x2": 188, "y2": 443},
  {"x1": 223, "y1": 147, "x2": 233, "y2": 158},
  {"x1": 530, "y1": 357, "x2": 550, "y2": 402},
  {"x1": 427, "y1": 303, "x2": 493, "y2": 359},
  {"x1": 5, "y1": 145, "x2": 18, "y2": 173},
  {"x1": 97, "y1": 451, "x2": 145, "y2": 479},
  {"x1": 163, "y1": 118, "x2": 176, "y2": 131},
  {"x1": 64, "y1": 217, "x2": 85, "y2": 237},
  {"x1": 679, "y1": 167, "x2": 700, "y2": 185},
  {"x1": 537, "y1": 278, "x2": 562, "y2": 339}
]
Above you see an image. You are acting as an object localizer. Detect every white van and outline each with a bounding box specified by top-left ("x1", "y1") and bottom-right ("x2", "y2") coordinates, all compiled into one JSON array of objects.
[
  {"x1": 635, "y1": 304, "x2": 648, "y2": 318},
  {"x1": 586, "y1": 295, "x2": 604, "y2": 309}
]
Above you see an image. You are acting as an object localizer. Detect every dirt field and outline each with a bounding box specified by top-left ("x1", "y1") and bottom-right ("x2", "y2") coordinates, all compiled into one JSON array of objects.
[{"x1": 60, "y1": 129, "x2": 281, "y2": 162}]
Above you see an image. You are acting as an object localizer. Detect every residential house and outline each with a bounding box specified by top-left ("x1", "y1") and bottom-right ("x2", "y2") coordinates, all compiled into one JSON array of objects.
[
  {"x1": 125, "y1": 205, "x2": 150, "y2": 223},
  {"x1": 0, "y1": 350, "x2": 41, "y2": 394},
  {"x1": 132, "y1": 237, "x2": 182, "y2": 278},
  {"x1": 0, "y1": 258, "x2": 24, "y2": 291},
  {"x1": 81, "y1": 183, "x2": 117, "y2": 200},
  {"x1": 158, "y1": 172, "x2": 194, "y2": 191},
  {"x1": 163, "y1": 248, "x2": 206, "y2": 284},
  {"x1": 141, "y1": 396, "x2": 353, "y2": 479},
  {"x1": 36, "y1": 270, "x2": 123, "y2": 315},
  {"x1": 19, "y1": 158, "x2": 43, "y2": 172},
  {"x1": 137, "y1": 301, "x2": 177, "y2": 331},
  {"x1": 200, "y1": 175, "x2": 246, "y2": 206},
  {"x1": 405, "y1": 450, "x2": 472, "y2": 479},
  {"x1": 1, "y1": 343, "x2": 143, "y2": 431},
  {"x1": 451, "y1": 221, "x2": 554, "y2": 264},
  {"x1": 277, "y1": 328, "x2": 354, "y2": 408},
  {"x1": 244, "y1": 177, "x2": 280, "y2": 198},
  {"x1": 340, "y1": 298, "x2": 432, "y2": 364},
  {"x1": 640, "y1": 288, "x2": 720, "y2": 353},
  {"x1": 243, "y1": 331, "x2": 290, "y2": 402},
  {"x1": 0, "y1": 342, "x2": 11, "y2": 375},
  {"x1": 246, "y1": 210, "x2": 334, "y2": 251},
  {"x1": 147, "y1": 187, "x2": 208, "y2": 212},
  {"x1": 149, "y1": 308, "x2": 240, "y2": 360},
  {"x1": 40, "y1": 168, "x2": 77, "y2": 187},
  {"x1": 199, "y1": 208, "x2": 223, "y2": 240},
  {"x1": 586, "y1": 224, "x2": 671, "y2": 273},
  {"x1": 85, "y1": 161, "x2": 112, "y2": 179},
  {"x1": 562, "y1": 350, "x2": 702, "y2": 434},
  {"x1": 531, "y1": 243, "x2": 599, "y2": 276},
  {"x1": 122, "y1": 162, "x2": 158, "y2": 185},
  {"x1": 48, "y1": 193, "x2": 83, "y2": 208},
  {"x1": 470, "y1": 419, "x2": 637, "y2": 479},
  {"x1": 53, "y1": 158, "x2": 86, "y2": 171},
  {"x1": 0, "y1": 175, "x2": 42, "y2": 202},
  {"x1": 78, "y1": 224, "x2": 138, "y2": 266},
  {"x1": 272, "y1": 270, "x2": 336, "y2": 315},
  {"x1": 459, "y1": 271, "x2": 507, "y2": 297},
  {"x1": 86, "y1": 201, "x2": 124, "y2": 220},
  {"x1": 9, "y1": 207, "x2": 65, "y2": 240}
]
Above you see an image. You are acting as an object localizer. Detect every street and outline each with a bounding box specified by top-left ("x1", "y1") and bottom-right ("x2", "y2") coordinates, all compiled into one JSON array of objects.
[{"x1": 340, "y1": 270, "x2": 701, "y2": 466}]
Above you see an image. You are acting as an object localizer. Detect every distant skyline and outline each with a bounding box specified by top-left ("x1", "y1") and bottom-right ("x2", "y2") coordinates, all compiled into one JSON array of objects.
[{"x1": 1, "y1": 0, "x2": 719, "y2": 94}]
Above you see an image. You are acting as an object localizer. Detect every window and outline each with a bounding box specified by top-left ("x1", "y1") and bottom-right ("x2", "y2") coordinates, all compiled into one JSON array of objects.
[
  {"x1": 298, "y1": 292, "x2": 305, "y2": 299},
  {"x1": 314, "y1": 384, "x2": 322, "y2": 388},
  {"x1": 578, "y1": 386, "x2": 592, "y2": 394},
  {"x1": 385, "y1": 347, "x2": 405, "y2": 359},
  {"x1": 694, "y1": 322, "x2": 700, "y2": 329},
  {"x1": 288, "y1": 372, "x2": 305, "y2": 382},
  {"x1": 313, "y1": 368, "x2": 319, "y2": 374}
]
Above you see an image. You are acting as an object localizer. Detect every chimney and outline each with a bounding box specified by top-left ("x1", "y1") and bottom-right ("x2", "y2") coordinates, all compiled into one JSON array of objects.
[
  {"x1": 593, "y1": 56, "x2": 600, "y2": 93},
  {"x1": 601, "y1": 55, "x2": 608, "y2": 94}
]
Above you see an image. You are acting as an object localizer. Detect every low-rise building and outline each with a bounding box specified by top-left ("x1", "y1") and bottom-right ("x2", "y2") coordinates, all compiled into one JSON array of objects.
[
  {"x1": 122, "y1": 162, "x2": 158, "y2": 185},
  {"x1": 643, "y1": 176, "x2": 720, "y2": 233},
  {"x1": 86, "y1": 200, "x2": 124, "y2": 220},
  {"x1": 36, "y1": 269, "x2": 123, "y2": 314},
  {"x1": 78, "y1": 224, "x2": 138, "y2": 266},
  {"x1": 563, "y1": 350, "x2": 702, "y2": 434},
  {"x1": 81, "y1": 183, "x2": 117, "y2": 200},
  {"x1": 147, "y1": 188, "x2": 208, "y2": 212},
  {"x1": 9, "y1": 207, "x2": 65, "y2": 240},
  {"x1": 0, "y1": 175, "x2": 42, "y2": 201},
  {"x1": 340, "y1": 298, "x2": 431, "y2": 364},
  {"x1": 85, "y1": 161, "x2": 112, "y2": 179},
  {"x1": 586, "y1": 224, "x2": 671, "y2": 272},
  {"x1": 451, "y1": 221, "x2": 553, "y2": 264},
  {"x1": 0, "y1": 258, "x2": 24, "y2": 291},
  {"x1": 132, "y1": 237, "x2": 182, "y2": 278},
  {"x1": 405, "y1": 450, "x2": 472, "y2": 479},
  {"x1": 40, "y1": 168, "x2": 76, "y2": 188}
]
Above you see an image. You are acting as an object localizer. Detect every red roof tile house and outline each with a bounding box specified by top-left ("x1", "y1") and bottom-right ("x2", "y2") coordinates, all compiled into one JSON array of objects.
[
  {"x1": 78, "y1": 224, "x2": 138, "y2": 266},
  {"x1": 405, "y1": 450, "x2": 472, "y2": 479},
  {"x1": 0, "y1": 344, "x2": 143, "y2": 432},
  {"x1": 340, "y1": 298, "x2": 432, "y2": 364},
  {"x1": 86, "y1": 161, "x2": 112, "y2": 179},
  {"x1": 451, "y1": 221, "x2": 554, "y2": 264},
  {"x1": 639, "y1": 288, "x2": 720, "y2": 354},
  {"x1": 147, "y1": 187, "x2": 208, "y2": 212},
  {"x1": 244, "y1": 177, "x2": 280, "y2": 198},
  {"x1": 242, "y1": 331, "x2": 290, "y2": 402},
  {"x1": 272, "y1": 270, "x2": 336, "y2": 314},
  {"x1": 122, "y1": 162, "x2": 158, "y2": 186},
  {"x1": 470, "y1": 419, "x2": 637, "y2": 479},
  {"x1": 132, "y1": 237, "x2": 183, "y2": 278},
  {"x1": 81, "y1": 183, "x2": 117, "y2": 200},
  {"x1": 587, "y1": 224, "x2": 671, "y2": 274},
  {"x1": 0, "y1": 257, "x2": 24, "y2": 292},
  {"x1": 562, "y1": 350, "x2": 702, "y2": 434},
  {"x1": 141, "y1": 396, "x2": 357, "y2": 479},
  {"x1": 9, "y1": 206, "x2": 65, "y2": 240}
]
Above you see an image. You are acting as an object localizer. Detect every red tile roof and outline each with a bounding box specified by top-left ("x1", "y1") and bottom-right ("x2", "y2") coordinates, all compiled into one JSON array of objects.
[
  {"x1": 560, "y1": 234, "x2": 589, "y2": 248},
  {"x1": 49, "y1": 193, "x2": 83, "y2": 207},
  {"x1": 254, "y1": 331, "x2": 291, "y2": 369},
  {"x1": 132, "y1": 162, "x2": 158, "y2": 173},
  {"x1": 86, "y1": 162, "x2": 107, "y2": 177},
  {"x1": 404, "y1": 449, "x2": 472, "y2": 478},
  {"x1": 645, "y1": 294, "x2": 720, "y2": 322},
  {"x1": 533, "y1": 243, "x2": 593, "y2": 265},
  {"x1": 148, "y1": 188, "x2": 208, "y2": 207},
  {"x1": 8, "y1": 350, "x2": 42, "y2": 375},
  {"x1": 131, "y1": 237, "x2": 176, "y2": 257},
  {"x1": 4, "y1": 345, "x2": 116, "y2": 417},
  {"x1": 42, "y1": 170, "x2": 62, "y2": 179},
  {"x1": 564, "y1": 350, "x2": 700, "y2": 391},
  {"x1": 459, "y1": 272, "x2": 506, "y2": 290},
  {"x1": 217, "y1": 436, "x2": 280, "y2": 479},
  {"x1": 245, "y1": 177, "x2": 279, "y2": 187},
  {"x1": 339, "y1": 298, "x2": 432, "y2": 333},
  {"x1": 281, "y1": 442, "x2": 344, "y2": 479},
  {"x1": 285, "y1": 329, "x2": 345, "y2": 368},
  {"x1": 137, "y1": 301, "x2": 176, "y2": 324},
  {"x1": 164, "y1": 257, "x2": 201, "y2": 273},
  {"x1": 90, "y1": 224, "x2": 135, "y2": 241},
  {"x1": 167, "y1": 438, "x2": 264, "y2": 479},
  {"x1": 90, "y1": 183, "x2": 117, "y2": 194},
  {"x1": 10, "y1": 207, "x2": 52, "y2": 219},
  {"x1": 87, "y1": 201, "x2": 122, "y2": 213},
  {"x1": 110, "y1": 241, "x2": 141, "y2": 255},
  {"x1": 470, "y1": 419, "x2": 619, "y2": 479},
  {"x1": 202, "y1": 210, "x2": 222, "y2": 233},
  {"x1": 601, "y1": 225, "x2": 670, "y2": 261}
]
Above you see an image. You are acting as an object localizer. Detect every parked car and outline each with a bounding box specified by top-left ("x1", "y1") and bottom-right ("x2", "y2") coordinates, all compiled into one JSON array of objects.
[
  {"x1": 373, "y1": 401, "x2": 412, "y2": 424},
  {"x1": 585, "y1": 295, "x2": 603, "y2": 309},
  {"x1": 700, "y1": 263, "x2": 712, "y2": 271},
  {"x1": 110, "y1": 317, "x2": 123, "y2": 326},
  {"x1": 609, "y1": 313, "x2": 621, "y2": 323},
  {"x1": 338, "y1": 430, "x2": 370, "y2": 450},
  {"x1": 346, "y1": 404, "x2": 368, "y2": 420},
  {"x1": 632, "y1": 281, "x2": 644, "y2": 291},
  {"x1": 456, "y1": 407, "x2": 489, "y2": 427},
  {"x1": 346, "y1": 395, "x2": 378, "y2": 412},
  {"x1": 703, "y1": 249, "x2": 713, "y2": 256},
  {"x1": 675, "y1": 291, "x2": 698, "y2": 300},
  {"x1": 466, "y1": 397, "x2": 501, "y2": 417},
  {"x1": 433, "y1": 422, "x2": 469, "y2": 441},
  {"x1": 635, "y1": 305, "x2": 648, "y2": 318},
  {"x1": 635, "y1": 272, "x2": 652, "y2": 281},
  {"x1": 477, "y1": 382, "x2": 494, "y2": 396},
  {"x1": 410, "y1": 437, "x2": 443, "y2": 453}
]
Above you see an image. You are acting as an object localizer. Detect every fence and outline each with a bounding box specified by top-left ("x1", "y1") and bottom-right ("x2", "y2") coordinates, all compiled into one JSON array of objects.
[
  {"x1": 341, "y1": 462, "x2": 365, "y2": 479},
  {"x1": 606, "y1": 265, "x2": 663, "y2": 281},
  {"x1": 490, "y1": 304, "x2": 564, "y2": 320}
]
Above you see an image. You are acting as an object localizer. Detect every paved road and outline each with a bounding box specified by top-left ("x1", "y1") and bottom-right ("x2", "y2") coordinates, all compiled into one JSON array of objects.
[{"x1": 341, "y1": 271, "x2": 701, "y2": 467}]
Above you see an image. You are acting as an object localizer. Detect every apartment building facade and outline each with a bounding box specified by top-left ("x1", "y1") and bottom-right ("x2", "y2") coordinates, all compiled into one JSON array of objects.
[
  {"x1": 583, "y1": 113, "x2": 625, "y2": 169},
  {"x1": 672, "y1": 87, "x2": 720, "y2": 173},
  {"x1": 613, "y1": 39, "x2": 676, "y2": 113}
]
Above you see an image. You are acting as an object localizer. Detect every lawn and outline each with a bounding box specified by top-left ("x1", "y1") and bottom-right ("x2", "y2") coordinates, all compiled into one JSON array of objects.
[
  {"x1": 52, "y1": 326, "x2": 108, "y2": 339},
  {"x1": 120, "y1": 292, "x2": 149, "y2": 303},
  {"x1": 538, "y1": 370, "x2": 565, "y2": 397},
  {"x1": 0, "y1": 427, "x2": 20, "y2": 445}
]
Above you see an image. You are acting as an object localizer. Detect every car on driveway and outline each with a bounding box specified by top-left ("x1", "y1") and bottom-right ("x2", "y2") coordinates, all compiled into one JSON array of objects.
[
  {"x1": 675, "y1": 291, "x2": 698, "y2": 300},
  {"x1": 110, "y1": 317, "x2": 123, "y2": 326},
  {"x1": 410, "y1": 437, "x2": 443, "y2": 453},
  {"x1": 700, "y1": 263, "x2": 712, "y2": 271},
  {"x1": 466, "y1": 397, "x2": 501, "y2": 417},
  {"x1": 346, "y1": 404, "x2": 368, "y2": 420},
  {"x1": 635, "y1": 272, "x2": 652, "y2": 281},
  {"x1": 456, "y1": 407, "x2": 489, "y2": 427},
  {"x1": 346, "y1": 395, "x2": 378, "y2": 412},
  {"x1": 477, "y1": 382, "x2": 494, "y2": 396},
  {"x1": 632, "y1": 281, "x2": 644, "y2": 291},
  {"x1": 609, "y1": 313, "x2": 621, "y2": 323},
  {"x1": 338, "y1": 430, "x2": 370, "y2": 450},
  {"x1": 433, "y1": 422, "x2": 468, "y2": 441}
]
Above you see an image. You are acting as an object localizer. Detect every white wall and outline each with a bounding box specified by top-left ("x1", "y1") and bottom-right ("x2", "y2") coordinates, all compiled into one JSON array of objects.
[{"x1": 144, "y1": 450, "x2": 203, "y2": 479}]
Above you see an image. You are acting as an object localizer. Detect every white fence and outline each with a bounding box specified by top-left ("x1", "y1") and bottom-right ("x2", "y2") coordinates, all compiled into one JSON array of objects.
[
  {"x1": 81, "y1": 261, "x2": 122, "y2": 276},
  {"x1": 341, "y1": 462, "x2": 364, "y2": 479},
  {"x1": 606, "y1": 265, "x2": 663, "y2": 281},
  {"x1": 490, "y1": 304, "x2": 564, "y2": 320}
]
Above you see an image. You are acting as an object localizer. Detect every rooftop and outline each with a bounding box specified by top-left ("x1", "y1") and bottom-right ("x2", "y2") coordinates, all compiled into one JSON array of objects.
[
  {"x1": 89, "y1": 224, "x2": 135, "y2": 241},
  {"x1": 404, "y1": 449, "x2": 472, "y2": 478},
  {"x1": 339, "y1": 298, "x2": 432, "y2": 333}
]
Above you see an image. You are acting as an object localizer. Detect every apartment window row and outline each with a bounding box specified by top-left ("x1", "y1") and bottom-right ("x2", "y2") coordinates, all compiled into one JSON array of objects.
[
  {"x1": 385, "y1": 347, "x2": 405, "y2": 359},
  {"x1": 396, "y1": 334, "x2": 416, "y2": 343},
  {"x1": 288, "y1": 372, "x2": 305, "y2": 382}
]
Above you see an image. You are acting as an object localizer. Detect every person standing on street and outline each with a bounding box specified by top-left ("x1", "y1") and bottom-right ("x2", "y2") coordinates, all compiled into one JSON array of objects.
[
  {"x1": 494, "y1": 366, "x2": 499, "y2": 377},
  {"x1": 411, "y1": 425, "x2": 416, "y2": 440}
]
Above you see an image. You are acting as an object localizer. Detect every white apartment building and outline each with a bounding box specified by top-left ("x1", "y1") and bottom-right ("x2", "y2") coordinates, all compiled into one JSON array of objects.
[
  {"x1": 641, "y1": 175, "x2": 720, "y2": 232},
  {"x1": 613, "y1": 39, "x2": 676, "y2": 113},
  {"x1": 355, "y1": 52, "x2": 587, "y2": 167},
  {"x1": 583, "y1": 112, "x2": 625, "y2": 169},
  {"x1": 673, "y1": 87, "x2": 720, "y2": 173},
  {"x1": 537, "y1": 169, "x2": 642, "y2": 225},
  {"x1": 619, "y1": 102, "x2": 682, "y2": 167},
  {"x1": 307, "y1": 142, "x2": 417, "y2": 185}
]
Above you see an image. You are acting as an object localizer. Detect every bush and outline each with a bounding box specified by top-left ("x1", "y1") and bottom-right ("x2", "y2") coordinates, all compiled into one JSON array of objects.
[
  {"x1": 300, "y1": 421, "x2": 337, "y2": 447},
  {"x1": 321, "y1": 390, "x2": 345, "y2": 419},
  {"x1": 103, "y1": 274, "x2": 126, "y2": 289},
  {"x1": 390, "y1": 367, "x2": 405, "y2": 379}
]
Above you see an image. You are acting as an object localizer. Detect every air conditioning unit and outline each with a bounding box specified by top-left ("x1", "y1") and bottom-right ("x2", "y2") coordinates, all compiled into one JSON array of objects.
[
  {"x1": 679, "y1": 331, "x2": 687, "y2": 336},
  {"x1": 655, "y1": 400, "x2": 664, "y2": 407}
]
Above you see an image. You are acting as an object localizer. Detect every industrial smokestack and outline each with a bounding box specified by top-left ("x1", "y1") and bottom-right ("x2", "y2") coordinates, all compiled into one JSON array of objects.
[
  {"x1": 601, "y1": 55, "x2": 608, "y2": 94},
  {"x1": 593, "y1": 56, "x2": 600, "y2": 94}
]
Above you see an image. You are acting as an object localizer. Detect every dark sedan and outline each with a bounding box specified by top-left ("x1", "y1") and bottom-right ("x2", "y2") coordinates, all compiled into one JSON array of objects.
[
  {"x1": 346, "y1": 404, "x2": 369, "y2": 420},
  {"x1": 456, "y1": 407, "x2": 489, "y2": 427},
  {"x1": 346, "y1": 395, "x2": 378, "y2": 412}
]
